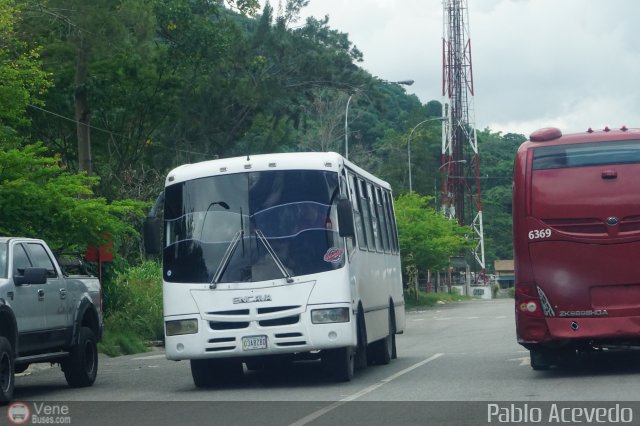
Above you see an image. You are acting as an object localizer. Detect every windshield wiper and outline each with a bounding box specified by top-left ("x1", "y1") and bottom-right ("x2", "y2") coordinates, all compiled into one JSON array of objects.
[
  {"x1": 255, "y1": 228, "x2": 294, "y2": 283},
  {"x1": 210, "y1": 229, "x2": 242, "y2": 288}
]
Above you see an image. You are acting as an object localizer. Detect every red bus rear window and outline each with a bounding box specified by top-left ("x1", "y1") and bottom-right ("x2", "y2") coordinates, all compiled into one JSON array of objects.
[{"x1": 532, "y1": 140, "x2": 640, "y2": 170}]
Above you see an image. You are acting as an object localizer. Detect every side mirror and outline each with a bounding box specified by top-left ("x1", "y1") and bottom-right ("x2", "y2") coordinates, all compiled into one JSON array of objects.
[
  {"x1": 143, "y1": 217, "x2": 162, "y2": 255},
  {"x1": 337, "y1": 198, "x2": 355, "y2": 238},
  {"x1": 14, "y1": 267, "x2": 48, "y2": 286}
]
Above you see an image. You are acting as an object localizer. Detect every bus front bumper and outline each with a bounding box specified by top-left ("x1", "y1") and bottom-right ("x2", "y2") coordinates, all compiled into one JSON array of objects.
[{"x1": 164, "y1": 304, "x2": 357, "y2": 360}]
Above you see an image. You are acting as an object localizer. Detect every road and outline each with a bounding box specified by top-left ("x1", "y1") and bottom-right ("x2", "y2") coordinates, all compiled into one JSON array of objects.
[{"x1": 8, "y1": 299, "x2": 640, "y2": 425}]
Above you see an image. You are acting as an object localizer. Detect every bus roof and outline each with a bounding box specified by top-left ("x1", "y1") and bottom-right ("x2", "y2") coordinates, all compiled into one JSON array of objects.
[
  {"x1": 521, "y1": 126, "x2": 640, "y2": 151},
  {"x1": 165, "y1": 151, "x2": 392, "y2": 189}
]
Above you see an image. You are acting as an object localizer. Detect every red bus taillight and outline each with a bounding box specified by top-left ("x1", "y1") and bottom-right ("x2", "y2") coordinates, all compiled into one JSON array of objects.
[
  {"x1": 515, "y1": 284, "x2": 544, "y2": 318},
  {"x1": 517, "y1": 300, "x2": 543, "y2": 317},
  {"x1": 515, "y1": 283, "x2": 550, "y2": 342}
]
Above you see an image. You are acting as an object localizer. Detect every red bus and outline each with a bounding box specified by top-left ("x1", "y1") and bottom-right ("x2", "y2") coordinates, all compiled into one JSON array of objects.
[{"x1": 513, "y1": 126, "x2": 640, "y2": 370}]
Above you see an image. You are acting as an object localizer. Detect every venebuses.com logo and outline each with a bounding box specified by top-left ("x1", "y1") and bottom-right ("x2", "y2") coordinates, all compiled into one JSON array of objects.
[{"x1": 6, "y1": 401, "x2": 71, "y2": 424}]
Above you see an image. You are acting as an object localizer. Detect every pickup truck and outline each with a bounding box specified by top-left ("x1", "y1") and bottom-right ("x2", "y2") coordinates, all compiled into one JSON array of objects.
[{"x1": 0, "y1": 237, "x2": 103, "y2": 404}]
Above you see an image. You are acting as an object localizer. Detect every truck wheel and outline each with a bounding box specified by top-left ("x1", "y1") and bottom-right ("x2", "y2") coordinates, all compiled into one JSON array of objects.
[
  {"x1": 0, "y1": 337, "x2": 15, "y2": 405},
  {"x1": 62, "y1": 327, "x2": 98, "y2": 387},
  {"x1": 322, "y1": 346, "x2": 355, "y2": 382}
]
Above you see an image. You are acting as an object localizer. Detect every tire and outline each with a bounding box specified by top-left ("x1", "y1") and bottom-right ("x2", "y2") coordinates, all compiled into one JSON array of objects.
[
  {"x1": 530, "y1": 349, "x2": 551, "y2": 371},
  {"x1": 368, "y1": 313, "x2": 394, "y2": 366},
  {"x1": 0, "y1": 337, "x2": 15, "y2": 405},
  {"x1": 191, "y1": 358, "x2": 243, "y2": 388},
  {"x1": 323, "y1": 347, "x2": 355, "y2": 382},
  {"x1": 354, "y1": 312, "x2": 368, "y2": 370},
  {"x1": 390, "y1": 313, "x2": 398, "y2": 360},
  {"x1": 62, "y1": 327, "x2": 98, "y2": 388}
]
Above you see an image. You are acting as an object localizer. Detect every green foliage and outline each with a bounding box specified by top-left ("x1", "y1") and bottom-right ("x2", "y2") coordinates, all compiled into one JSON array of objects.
[
  {"x1": 0, "y1": 143, "x2": 146, "y2": 253},
  {"x1": 395, "y1": 192, "x2": 472, "y2": 272},
  {"x1": 477, "y1": 129, "x2": 524, "y2": 268},
  {"x1": 0, "y1": 0, "x2": 50, "y2": 142},
  {"x1": 98, "y1": 328, "x2": 149, "y2": 357},
  {"x1": 101, "y1": 261, "x2": 163, "y2": 355}
]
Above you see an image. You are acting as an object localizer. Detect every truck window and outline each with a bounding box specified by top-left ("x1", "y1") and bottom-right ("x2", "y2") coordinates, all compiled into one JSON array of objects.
[
  {"x1": 13, "y1": 243, "x2": 32, "y2": 276},
  {"x1": 27, "y1": 243, "x2": 58, "y2": 277}
]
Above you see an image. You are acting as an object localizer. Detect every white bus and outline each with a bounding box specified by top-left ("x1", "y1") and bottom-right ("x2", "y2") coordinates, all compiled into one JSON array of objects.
[{"x1": 144, "y1": 152, "x2": 405, "y2": 385}]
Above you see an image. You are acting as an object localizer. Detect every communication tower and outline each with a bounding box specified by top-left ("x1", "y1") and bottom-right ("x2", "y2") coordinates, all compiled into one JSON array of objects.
[{"x1": 441, "y1": 0, "x2": 485, "y2": 272}]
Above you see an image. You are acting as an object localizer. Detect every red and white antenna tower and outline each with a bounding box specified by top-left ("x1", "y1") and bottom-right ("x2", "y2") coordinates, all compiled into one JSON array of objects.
[{"x1": 441, "y1": 0, "x2": 485, "y2": 271}]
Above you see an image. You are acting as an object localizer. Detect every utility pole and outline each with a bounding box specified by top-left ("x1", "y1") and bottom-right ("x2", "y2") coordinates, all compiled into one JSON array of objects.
[{"x1": 441, "y1": 0, "x2": 485, "y2": 273}]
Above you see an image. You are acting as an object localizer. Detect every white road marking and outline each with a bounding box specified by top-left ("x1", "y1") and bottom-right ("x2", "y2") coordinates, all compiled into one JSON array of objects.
[
  {"x1": 507, "y1": 356, "x2": 530, "y2": 366},
  {"x1": 287, "y1": 353, "x2": 445, "y2": 426}
]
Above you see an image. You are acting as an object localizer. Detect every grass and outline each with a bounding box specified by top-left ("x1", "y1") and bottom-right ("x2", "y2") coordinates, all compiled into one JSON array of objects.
[
  {"x1": 98, "y1": 261, "x2": 163, "y2": 356},
  {"x1": 404, "y1": 290, "x2": 472, "y2": 309},
  {"x1": 98, "y1": 327, "x2": 149, "y2": 357}
]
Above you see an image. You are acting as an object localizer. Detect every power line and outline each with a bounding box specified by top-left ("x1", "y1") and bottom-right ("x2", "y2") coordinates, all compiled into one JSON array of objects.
[
  {"x1": 28, "y1": 103, "x2": 126, "y2": 139},
  {"x1": 27, "y1": 104, "x2": 210, "y2": 157}
]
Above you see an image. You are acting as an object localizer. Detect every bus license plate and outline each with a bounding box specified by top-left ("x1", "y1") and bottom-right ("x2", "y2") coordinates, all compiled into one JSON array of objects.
[{"x1": 242, "y1": 335, "x2": 267, "y2": 351}]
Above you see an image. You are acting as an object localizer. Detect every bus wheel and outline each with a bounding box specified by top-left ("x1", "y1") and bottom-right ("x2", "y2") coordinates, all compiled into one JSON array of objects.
[
  {"x1": 0, "y1": 337, "x2": 15, "y2": 405},
  {"x1": 530, "y1": 350, "x2": 551, "y2": 371},
  {"x1": 191, "y1": 358, "x2": 243, "y2": 388},
  {"x1": 368, "y1": 313, "x2": 394, "y2": 365},
  {"x1": 354, "y1": 313, "x2": 368, "y2": 370},
  {"x1": 390, "y1": 313, "x2": 397, "y2": 360},
  {"x1": 323, "y1": 347, "x2": 355, "y2": 382}
]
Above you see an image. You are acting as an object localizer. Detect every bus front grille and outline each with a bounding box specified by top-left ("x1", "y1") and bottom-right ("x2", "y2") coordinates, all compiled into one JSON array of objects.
[
  {"x1": 275, "y1": 341, "x2": 306, "y2": 347},
  {"x1": 209, "y1": 321, "x2": 250, "y2": 330},
  {"x1": 257, "y1": 306, "x2": 300, "y2": 314},
  {"x1": 259, "y1": 315, "x2": 300, "y2": 327}
]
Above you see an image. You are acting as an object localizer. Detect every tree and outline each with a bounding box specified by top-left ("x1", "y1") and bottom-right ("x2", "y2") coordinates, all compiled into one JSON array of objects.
[
  {"x1": 0, "y1": 1, "x2": 145, "y2": 254},
  {"x1": 0, "y1": 144, "x2": 144, "y2": 253},
  {"x1": 395, "y1": 192, "x2": 471, "y2": 273},
  {"x1": 476, "y1": 129, "x2": 525, "y2": 269},
  {"x1": 0, "y1": 0, "x2": 50, "y2": 146}
]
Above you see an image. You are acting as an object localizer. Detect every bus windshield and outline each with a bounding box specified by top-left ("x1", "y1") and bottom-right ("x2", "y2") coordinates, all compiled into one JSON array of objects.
[
  {"x1": 532, "y1": 140, "x2": 640, "y2": 170},
  {"x1": 163, "y1": 170, "x2": 344, "y2": 283}
]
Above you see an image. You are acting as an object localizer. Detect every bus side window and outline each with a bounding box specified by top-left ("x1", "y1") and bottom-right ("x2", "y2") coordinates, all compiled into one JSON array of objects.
[
  {"x1": 376, "y1": 187, "x2": 390, "y2": 253},
  {"x1": 384, "y1": 191, "x2": 399, "y2": 254},
  {"x1": 340, "y1": 174, "x2": 355, "y2": 253},
  {"x1": 367, "y1": 183, "x2": 383, "y2": 252},
  {"x1": 350, "y1": 174, "x2": 367, "y2": 250},
  {"x1": 359, "y1": 179, "x2": 375, "y2": 251}
]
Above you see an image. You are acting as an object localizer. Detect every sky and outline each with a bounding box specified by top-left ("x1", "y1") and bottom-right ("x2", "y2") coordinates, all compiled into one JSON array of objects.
[{"x1": 259, "y1": 0, "x2": 640, "y2": 136}]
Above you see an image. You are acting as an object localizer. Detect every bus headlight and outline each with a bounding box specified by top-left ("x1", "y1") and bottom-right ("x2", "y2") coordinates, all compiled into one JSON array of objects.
[
  {"x1": 311, "y1": 308, "x2": 349, "y2": 324},
  {"x1": 165, "y1": 319, "x2": 198, "y2": 336}
]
